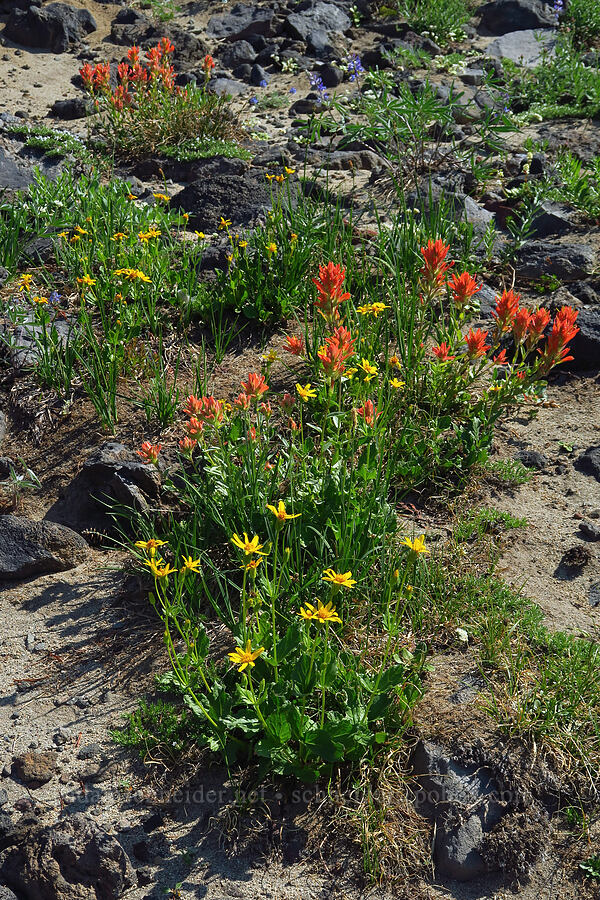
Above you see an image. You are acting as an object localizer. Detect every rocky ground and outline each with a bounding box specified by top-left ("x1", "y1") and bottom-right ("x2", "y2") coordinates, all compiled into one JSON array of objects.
[{"x1": 0, "y1": 0, "x2": 600, "y2": 898}]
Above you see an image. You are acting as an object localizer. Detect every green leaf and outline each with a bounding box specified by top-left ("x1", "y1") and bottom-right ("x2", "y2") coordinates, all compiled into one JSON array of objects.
[{"x1": 266, "y1": 711, "x2": 292, "y2": 745}]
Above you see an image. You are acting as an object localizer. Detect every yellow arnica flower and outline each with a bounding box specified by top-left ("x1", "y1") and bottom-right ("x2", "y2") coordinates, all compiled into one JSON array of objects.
[
  {"x1": 389, "y1": 354, "x2": 401, "y2": 369},
  {"x1": 296, "y1": 383, "x2": 317, "y2": 402},
  {"x1": 390, "y1": 378, "x2": 405, "y2": 389},
  {"x1": 112, "y1": 232, "x2": 127, "y2": 242},
  {"x1": 300, "y1": 600, "x2": 342, "y2": 624},
  {"x1": 75, "y1": 226, "x2": 88, "y2": 235},
  {"x1": 180, "y1": 555, "x2": 201, "y2": 573},
  {"x1": 231, "y1": 532, "x2": 268, "y2": 556},
  {"x1": 144, "y1": 558, "x2": 176, "y2": 578},
  {"x1": 238, "y1": 240, "x2": 248, "y2": 249},
  {"x1": 228, "y1": 639, "x2": 265, "y2": 672},
  {"x1": 58, "y1": 231, "x2": 69, "y2": 239},
  {"x1": 113, "y1": 268, "x2": 151, "y2": 282},
  {"x1": 266, "y1": 242, "x2": 277, "y2": 255},
  {"x1": 285, "y1": 167, "x2": 295, "y2": 175},
  {"x1": 135, "y1": 538, "x2": 168, "y2": 557},
  {"x1": 358, "y1": 358, "x2": 378, "y2": 381},
  {"x1": 153, "y1": 193, "x2": 170, "y2": 203},
  {"x1": 243, "y1": 557, "x2": 263, "y2": 572},
  {"x1": 265, "y1": 174, "x2": 275, "y2": 182},
  {"x1": 32, "y1": 296, "x2": 48, "y2": 305},
  {"x1": 218, "y1": 217, "x2": 232, "y2": 230},
  {"x1": 77, "y1": 274, "x2": 96, "y2": 287},
  {"x1": 323, "y1": 569, "x2": 357, "y2": 589},
  {"x1": 195, "y1": 230, "x2": 205, "y2": 239},
  {"x1": 357, "y1": 302, "x2": 389, "y2": 317},
  {"x1": 267, "y1": 500, "x2": 301, "y2": 523},
  {"x1": 400, "y1": 535, "x2": 429, "y2": 555}
]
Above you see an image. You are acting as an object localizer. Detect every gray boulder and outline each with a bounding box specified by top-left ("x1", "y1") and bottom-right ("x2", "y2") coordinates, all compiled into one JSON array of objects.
[
  {"x1": 286, "y1": 2, "x2": 351, "y2": 41},
  {"x1": 479, "y1": 0, "x2": 554, "y2": 34},
  {"x1": 0, "y1": 813, "x2": 134, "y2": 900},
  {"x1": 206, "y1": 3, "x2": 276, "y2": 41},
  {"x1": 516, "y1": 240, "x2": 597, "y2": 281},
  {"x1": 567, "y1": 308, "x2": 600, "y2": 370},
  {"x1": 0, "y1": 515, "x2": 88, "y2": 580},
  {"x1": 486, "y1": 29, "x2": 556, "y2": 67},
  {"x1": 412, "y1": 741, "x2": 505, "y2": 881}
]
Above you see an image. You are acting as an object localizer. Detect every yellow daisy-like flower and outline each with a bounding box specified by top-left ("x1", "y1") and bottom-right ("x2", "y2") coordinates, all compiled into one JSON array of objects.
[
  {"x1": 228, "y1": 639, "x2": 265, "y2": 672},
  {"x1": 194, "y1": 230, "x2": 206, "y2": 239},
  {"x1": 19, "y1": 274, "x2": 33, "y2": 290},
  {"x1": 390, "y1": 378, "x2": 405, "y2": 389},
  {"x1": 322, "y1": 569, "x2": 357, "y2": 589},
  {"x1": 58, "y1": 231, "x2": 69, "y2": 239},
  {"x1": 296, "y1": 383, "x2": 317, "y2": 402},
  {"x1": 358, "y1": 358, "x2": 378, "y2": 382},
  {"x1": 290, "y1": 232, "x2": 298, "y2": 247},
  {"x1": 243, "y1": 557, "x2": 263, "y2": 572},
  {"x1": 275, "y1": 175, "x2": 284, "y2": 184},
  {"x1": 70, "y1": 234, "x2": 81, "y2": 243},
  {"x1": 77, "y1": 274, "x2": 96, "y2": 287},
  {"x1": 180, "y1": 555, "x2": 201, "y2": 574},
  {"x1": 400, "y1": 535, "x2": 429, "y2": 555},
  {"x1": 113, "y1": 268, "x2": 151, "y2": 282},
  {"x1": 218, "y1": 217, "x2": 232, "y2": 230},
  {"x1": 265, "y1": 174, "x2": 275, "y2": 182},
  {"x1": 135, "y1": 538, "x2": 168, "y2": 557},
  {"x1": 112, "y1": 232, "x2": 128, "y2": 242},
  {"x1": 238, "y1": 240, "x2": 248, "y2": 249},
  {"x1": 266, "y1": 242, "x2": 277, "y2": 255},
  {"x1": 284, "y1": 167, "x2": 295, "y2": 175},
  {"x1": 389, "y1": 354, "x2": 401, "y2": 369},
  {"x1": 300, "y1": 599, "x2": 342, "y2": 625},
  {"x1": 153, "y1": 193, "x2": 170, "y2": 203},
  {"x1": 32, "y1": 296, "x2": 48, "y2": 304},
  {"x1": 75, "y1": 226, "x2": 88, "y2": 235},
  {"x1": 144, "y1": 558, "x2": 176, "y2": 578},
  {"x1": 231, "y1": 532, "x2": 268, "y2": 556},
  {"x1": 266, "y1": 500, "x2": 301, "y2": 524}
]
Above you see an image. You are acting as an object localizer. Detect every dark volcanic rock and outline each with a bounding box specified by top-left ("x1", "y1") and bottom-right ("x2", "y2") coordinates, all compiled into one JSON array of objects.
[
  {"x1": 50, "y1": 97, "x2": 88, "y2": 120},
  {"x1": 515, "y1": 241, "x2": 597, "y2": 281},
  {"x1": 45, "y1": 441, "x2": 161, "y2": 535},
  {"x1": 206, "y1": 3, "x2": 276, "y2": 41},
  {"x1": 478, "y1": 0, "x2": 554, "y2": 34},
  {"x1": 220, "y1": 39, "x2": 257, "y2": 69},
  {"x1": 0, "y1": 516, "x2": 88, "y2": 580},
  {"x1": 0, "y1": 813, "x2": 135, "y2": 900},
  {"x1": 567, "y1": 308, "x2": 600, "y2": 370},
  {"x1": 515, "y1": 449, "x2": 547, "y2": 469},
  {"x1": 575, "y1": 446, "x2": 600, "y2": 482},
  {"x1": 172, "y1": 158, "x2": 274, "y2": 232},
  {"x1": 4, "y1": 3, "x2": 96, "y2": 52}
]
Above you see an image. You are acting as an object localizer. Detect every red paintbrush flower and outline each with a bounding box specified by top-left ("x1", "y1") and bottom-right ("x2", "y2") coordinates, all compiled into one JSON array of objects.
[
  {"x1": 241, "y1": 372, "x2": 269, "y2": 399},
  {"x1": 431, "y1": 342, "x2": 456, "y2": 361},
  {"x1": 492, "y1": 288, "x2": 520, "y2": 332},
  {"x1": 464, "y1": 328, "x2": 490, "y2": 359},
  {"x1": 448, "y1": 271, "x2": 480, "y2": 308}
]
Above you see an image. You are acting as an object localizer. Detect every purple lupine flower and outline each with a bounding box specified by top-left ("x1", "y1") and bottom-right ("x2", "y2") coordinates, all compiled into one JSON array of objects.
[
  {"x1": 308, "y1": 72, "x2": 329, "y2": 104},
  {"x1": 49, "y1": 290, "x2": 61, "y2": 304},
  {"x1": 259, "y1": 79, "x2": 268, "y2": 88},
  {"x1": 347, "y1": 54, "x2": 365, "y2": 82},
  {"x1": 553, "y1": 0, "x2": 563, "y2": 22}
]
